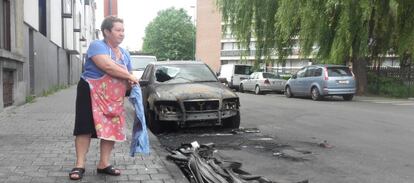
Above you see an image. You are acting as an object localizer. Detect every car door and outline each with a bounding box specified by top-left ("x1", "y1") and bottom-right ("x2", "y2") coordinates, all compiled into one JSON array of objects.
[
  {"x1": 290, "y1": 67, "x2": 307, "y2": 95},
  {"x1": 302, "y1": 66, "x2": 316, "y2": 95},
  {"x1": 245, "y1": 72, "x2": 256, "y2": 91},
  {"x1": 140, "y1": 64, "x2": 154, "y2": 111},
  {"x1": 273, "y1": 75, "x2": 286, "y2": 92}
]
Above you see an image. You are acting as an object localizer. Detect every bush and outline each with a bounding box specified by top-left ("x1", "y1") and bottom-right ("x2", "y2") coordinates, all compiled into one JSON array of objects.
[{"x1": 367, "y1": 72, "x2": 413, "y2": 98}]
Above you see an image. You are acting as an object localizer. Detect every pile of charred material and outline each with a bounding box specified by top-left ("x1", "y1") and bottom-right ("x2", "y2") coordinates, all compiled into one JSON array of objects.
[{"x1": 167, "y1": 141, "x2": 308, "y2": 183}]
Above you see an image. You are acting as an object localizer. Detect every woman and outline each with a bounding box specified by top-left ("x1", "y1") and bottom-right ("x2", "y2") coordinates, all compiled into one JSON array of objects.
[{"x1": 69, "y1": 16, "x2": 138, "y2": 180}]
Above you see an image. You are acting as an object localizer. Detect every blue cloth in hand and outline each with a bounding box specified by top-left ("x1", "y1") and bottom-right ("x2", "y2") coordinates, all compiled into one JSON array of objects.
[{"x1": 128, "y1": 85, "x2": 150, "y2": 156}]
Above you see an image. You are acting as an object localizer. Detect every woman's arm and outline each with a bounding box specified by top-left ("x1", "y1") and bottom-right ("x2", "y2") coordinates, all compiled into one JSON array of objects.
[{"x1": 91, "y1": 54, "x2": 138, "y2": 83}]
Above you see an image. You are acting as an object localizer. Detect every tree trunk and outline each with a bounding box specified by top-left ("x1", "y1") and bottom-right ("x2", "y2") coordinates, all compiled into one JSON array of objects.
[{"x1": 352, "y1": 57, "x2": 368, "y2": 95}]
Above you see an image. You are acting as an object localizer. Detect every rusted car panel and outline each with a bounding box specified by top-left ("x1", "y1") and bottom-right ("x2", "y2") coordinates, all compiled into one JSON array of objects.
[{"x1": 139, "y1": 61, "x2": 240, "y2": 134}]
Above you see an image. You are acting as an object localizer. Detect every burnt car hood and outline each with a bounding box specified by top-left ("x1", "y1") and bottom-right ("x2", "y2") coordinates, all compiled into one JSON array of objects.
[{"x1": 153, "y1": 82, "x2": 237, "y2": 101}]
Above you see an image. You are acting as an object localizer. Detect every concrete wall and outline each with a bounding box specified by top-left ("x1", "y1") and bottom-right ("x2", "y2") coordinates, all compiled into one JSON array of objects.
[{"x1": 58, "y1": 49, "x2": 69, "y2": 85}]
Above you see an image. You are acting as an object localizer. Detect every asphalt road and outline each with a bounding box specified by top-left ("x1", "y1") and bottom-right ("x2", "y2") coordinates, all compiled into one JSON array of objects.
[
  {"x1": 158, "y1": 93, "x2": 414, "y2": 183},
  {"x1": 235, "y1": 93, "x2": 414, "y2": 183}
]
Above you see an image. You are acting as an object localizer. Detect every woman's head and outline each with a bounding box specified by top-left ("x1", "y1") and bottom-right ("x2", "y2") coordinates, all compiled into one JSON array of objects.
[{"x1": 101, "y1": 16, "x2": 124, "y2": 45}]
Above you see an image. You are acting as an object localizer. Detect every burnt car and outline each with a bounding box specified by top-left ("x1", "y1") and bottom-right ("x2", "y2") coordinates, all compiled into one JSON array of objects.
[{"x1": 139, "y1": 61, "x2": 240, "y2": 134}]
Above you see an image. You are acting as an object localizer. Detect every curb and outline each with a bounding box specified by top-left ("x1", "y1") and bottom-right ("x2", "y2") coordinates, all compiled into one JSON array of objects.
[
  {"x1": 125, "y1": 103, "x2": 189, "y2": 183},
  {"x1": 149, "y1": 133, "x2": 190, "y2": 183}
]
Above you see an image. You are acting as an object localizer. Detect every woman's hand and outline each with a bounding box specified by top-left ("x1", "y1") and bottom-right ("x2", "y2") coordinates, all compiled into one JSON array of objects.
[{"x1": 128, "y1": 74, "x2": 139, "y2": 85}]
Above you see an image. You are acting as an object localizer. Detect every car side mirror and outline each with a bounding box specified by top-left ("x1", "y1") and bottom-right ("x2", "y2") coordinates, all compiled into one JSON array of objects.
[
  {"x1": 292, "y1": 74, "x2": 297, "y2": 79},
  {"x1": 139, "y1": 80, "x2": 149, "y2": 86},
  {"x1": 216, "y1": 72, "x2": 220, "y2": 76}
]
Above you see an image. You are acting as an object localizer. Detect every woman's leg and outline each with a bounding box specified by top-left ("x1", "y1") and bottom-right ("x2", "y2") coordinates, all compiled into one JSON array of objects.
[
  {"x1": 70, "y1": 134, "x2": 91, "y2": 179},
  {"x1": 97, "y1": 139, "x2": 121, "y2": 174},
  {"x1": 75, "y1": 134, "x2": 91, "y2": 167}
]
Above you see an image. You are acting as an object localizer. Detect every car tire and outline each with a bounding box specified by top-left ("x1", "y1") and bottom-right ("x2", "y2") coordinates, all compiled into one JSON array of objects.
[
  {"x1": 255, "y1": 85, "x2": 261, "y2": 95},
  {"x1": 147, "y1": 111, "x2": 163, "y2": 134},
  {"x1": 239, "y1": 84, "x2": 244, "y2": 93},
  {"x1": 285, "y1": 86, "x2": 293, "y2": 98},
  {"x1": 311, "y1": 87, "x2": 322, "y2": 101},
  {"x1": 343, "y1": 94, "x2": 354, "y2": 101},
  {"x1": 223, "y1": 111, "x2": 240, "y2": 129}
]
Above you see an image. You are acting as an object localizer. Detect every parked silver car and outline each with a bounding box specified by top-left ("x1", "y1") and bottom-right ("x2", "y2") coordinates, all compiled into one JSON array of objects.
[
  {"x1": 239, "y1": 72, "x2": 286, "y2": 94},
  {"x1": 285, "y1": 65, "x2": 356, "y2": 101}
]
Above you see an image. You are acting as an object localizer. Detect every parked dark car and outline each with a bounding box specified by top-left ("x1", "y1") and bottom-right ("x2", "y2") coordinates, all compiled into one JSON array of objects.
[
  {"x1": 138, "y1": 61, "x2": 240, "y2": 134},
  {"x1": 285, "y1": 65, "x2": 356, "y2": 101}
]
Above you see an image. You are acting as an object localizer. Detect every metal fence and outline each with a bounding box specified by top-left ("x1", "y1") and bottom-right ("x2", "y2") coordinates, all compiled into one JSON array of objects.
[
  {"x1": 367, "y1": 66, "x2": 413, "y2": 97},
  {"x1": 367, "y1": 66, "x2": 413, "y2": 83}
]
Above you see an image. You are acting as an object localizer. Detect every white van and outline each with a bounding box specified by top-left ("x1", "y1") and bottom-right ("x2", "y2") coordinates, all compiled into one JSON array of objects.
[
  {"x1": 130, "y1": 55, "x2": 157, "y2": 79},
  {"x1": 218, "y1": 64, "x2": 253, "y2": 90}
]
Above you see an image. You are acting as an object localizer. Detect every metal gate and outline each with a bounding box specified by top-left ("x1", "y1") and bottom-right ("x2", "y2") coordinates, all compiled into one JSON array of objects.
[{"x1": 2, "y1": 69, "x2": 14, "y2": 107}]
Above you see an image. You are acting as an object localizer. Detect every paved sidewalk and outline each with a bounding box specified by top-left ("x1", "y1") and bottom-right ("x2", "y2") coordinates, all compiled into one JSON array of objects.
[{"x1": 0, "y1": 85, "x2": 188, "y2": 183}]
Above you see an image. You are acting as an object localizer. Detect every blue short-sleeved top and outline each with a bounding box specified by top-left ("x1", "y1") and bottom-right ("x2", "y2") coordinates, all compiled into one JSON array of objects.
[{"x1": 81, "y1": 40, "x2": 132, "y2": 79}]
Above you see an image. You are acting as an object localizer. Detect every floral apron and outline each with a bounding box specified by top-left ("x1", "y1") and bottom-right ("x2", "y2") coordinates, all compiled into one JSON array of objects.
[{"x1": 87, "y1": 50, "x2": 128, "y2": 142}]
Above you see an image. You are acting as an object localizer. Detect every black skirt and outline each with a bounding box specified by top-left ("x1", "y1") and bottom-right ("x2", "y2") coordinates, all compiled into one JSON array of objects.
[{"x1": 73, "y1": 78, "x2": 97, "y2": 138}]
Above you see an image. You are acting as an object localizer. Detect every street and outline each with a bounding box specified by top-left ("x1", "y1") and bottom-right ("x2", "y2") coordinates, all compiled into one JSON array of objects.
[{"x1": 157, "y1": 93, "x2": 414, "y2": 183}]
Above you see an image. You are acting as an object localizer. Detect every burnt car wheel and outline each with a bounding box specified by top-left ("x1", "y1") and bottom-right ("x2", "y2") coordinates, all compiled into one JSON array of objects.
[
  {"x1": 147, "y1": 111, "x2": 163, "y2": 134},
  {"x1": 223, "y1": 111, "x2": 240, "y2": 129}
]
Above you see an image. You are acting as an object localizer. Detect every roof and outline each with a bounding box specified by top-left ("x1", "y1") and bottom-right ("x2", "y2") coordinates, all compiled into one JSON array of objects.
[
  {"x1": 312, "y1": 64, "x2": 349, "y2": 67},
  {"x1": 150, "y1": 61, "x2": 203, "y2": 65}
]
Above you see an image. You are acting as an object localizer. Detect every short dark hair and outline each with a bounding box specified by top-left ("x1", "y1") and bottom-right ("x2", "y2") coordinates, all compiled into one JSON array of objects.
[{"x1": 100, "y1": 16, "x2": 123, "y2": 37}]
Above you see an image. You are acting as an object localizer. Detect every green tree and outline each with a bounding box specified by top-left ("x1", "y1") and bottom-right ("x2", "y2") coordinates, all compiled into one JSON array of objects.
[
  {"x1": 217, "y1": 0, "x2": 414, "y2": 95},
  {"x1": 142, "y1": 8, "x2": 195, "y2": 61}
]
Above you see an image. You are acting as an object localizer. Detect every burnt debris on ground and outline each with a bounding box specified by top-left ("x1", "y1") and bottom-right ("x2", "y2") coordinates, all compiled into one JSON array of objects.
[{"x1": 166, "y1": 141, "x2": 309, "y2": 183}]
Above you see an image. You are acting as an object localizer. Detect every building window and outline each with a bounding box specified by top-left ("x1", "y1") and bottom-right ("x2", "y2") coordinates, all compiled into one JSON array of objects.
[
  {"x1": 1, "y1": 0, "x2": 11, "y2": 50},
  {"x1": 39, "y1": 0, "x2": 47, "y2": 36}
]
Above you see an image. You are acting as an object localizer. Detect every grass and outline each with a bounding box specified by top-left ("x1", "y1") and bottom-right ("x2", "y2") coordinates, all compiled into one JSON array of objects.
[{"x1": 25, "y1": 85, "x2": 69, "y2": 103}]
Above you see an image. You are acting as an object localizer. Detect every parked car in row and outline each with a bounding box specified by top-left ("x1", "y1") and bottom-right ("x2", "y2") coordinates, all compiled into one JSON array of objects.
[
  {"x1": 130, "y1": 55, "x2": 157, "y2": 79},
  {"x1": 239, "y1": 72, "x2": 286, "y2": 94},
  {"x1": 139, "y1": 61, "x2": 240, "y2": 134},
  {"x1": 284, "y1": 65, "x2": 356, "y2": 101},
  {"x1": 218, "y1": 64, "x2": 253, "y2": 91}
]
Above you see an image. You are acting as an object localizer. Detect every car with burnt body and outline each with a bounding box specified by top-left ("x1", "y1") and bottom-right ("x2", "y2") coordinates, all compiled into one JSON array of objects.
[{"x1": 138, "y1": 61, "x2": 240, "y2": 134}]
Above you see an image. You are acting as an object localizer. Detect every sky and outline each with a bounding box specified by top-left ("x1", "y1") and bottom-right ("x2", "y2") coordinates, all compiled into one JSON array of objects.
[{"x1": 95, "y1": 0, "x2": 197, "y2": 51}]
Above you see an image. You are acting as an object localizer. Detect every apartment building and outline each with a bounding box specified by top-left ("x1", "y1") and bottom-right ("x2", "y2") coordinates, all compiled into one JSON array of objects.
[
  {"x1": 0, "y1": 0, "x2": 96, "y2": 111},
  {"x1": 195, "y1": 0, "x2": 400, "y2": 75},
  {"x1": 195, "y1": 0, "x2": 312, "y2": 73}
]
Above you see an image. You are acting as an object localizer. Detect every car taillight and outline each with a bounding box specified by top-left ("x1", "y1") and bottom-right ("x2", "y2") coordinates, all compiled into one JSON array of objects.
[
  {"x1": 264, "y1": 79, "x2": 270, "y2": 84},
  {"x1": 323, "y1": 67, "x2": 329, "y2": 80}
]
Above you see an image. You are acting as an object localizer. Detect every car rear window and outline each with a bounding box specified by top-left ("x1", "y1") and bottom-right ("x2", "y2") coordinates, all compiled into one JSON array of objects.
[
  {"x1": 234, "y1": 65, "x2": 252, "y2": 75},
  {"x1": 327, "y1": 67, "x2": 353, "y2": 77},
  {"x1": 263, "y1": 73, "x2": 279, "y2": 79}
]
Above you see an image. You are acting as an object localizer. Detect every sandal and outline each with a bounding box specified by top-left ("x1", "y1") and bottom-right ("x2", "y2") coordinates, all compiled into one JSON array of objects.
[
  {"x1": 69, "y1": 167, "x2": 85, "y2": 180},
  {"x1": 97, "y1": 165, "x2": 121, "y2": 176}
]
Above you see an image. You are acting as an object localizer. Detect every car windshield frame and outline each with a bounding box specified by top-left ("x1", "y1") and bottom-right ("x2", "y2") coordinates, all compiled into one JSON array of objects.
[{"x1": 154, "y1": 64, "x2": 218, "y2": 84}]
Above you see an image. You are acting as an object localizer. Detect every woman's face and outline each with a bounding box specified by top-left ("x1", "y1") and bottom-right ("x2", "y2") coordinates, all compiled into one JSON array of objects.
[{"x1": 105, "y1": 22, "x2": 124, "y2": 45}]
